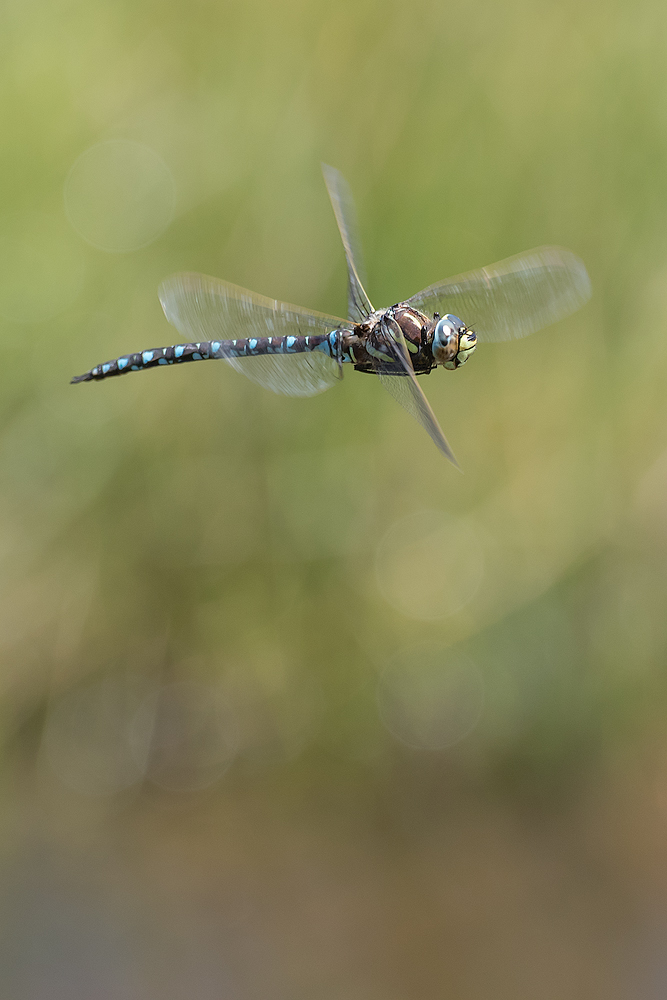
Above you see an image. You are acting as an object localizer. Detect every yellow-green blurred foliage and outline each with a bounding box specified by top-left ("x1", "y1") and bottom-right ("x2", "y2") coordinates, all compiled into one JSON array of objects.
[{"x1": 2, "y1": 0, "x2": 667, "y2": 995}]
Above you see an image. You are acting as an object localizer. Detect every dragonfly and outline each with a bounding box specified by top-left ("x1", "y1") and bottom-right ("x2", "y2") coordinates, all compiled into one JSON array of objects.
[{"x1": 72, "y1": 164, "x2": 591, "y2": 466}]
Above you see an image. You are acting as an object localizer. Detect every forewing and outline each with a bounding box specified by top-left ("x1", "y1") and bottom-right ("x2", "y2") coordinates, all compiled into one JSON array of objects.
[
  {"x1": 375, "y1": 321, "x2": 459, "y2": 467},
  {"x1": 159, "y1": 272, "x2": 346, "y2": 397},
  {"x1": 406, "y1": 246, "x2": 591, "y2": 343},
  {"x1": 321, "y1": 163, "x2": 374, "y2": 323}
]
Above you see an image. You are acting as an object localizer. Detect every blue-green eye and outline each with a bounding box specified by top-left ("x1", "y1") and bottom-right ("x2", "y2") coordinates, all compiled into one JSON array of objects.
[{"x1": 433, "y1": 314, "x2": 464, "y2": 364}]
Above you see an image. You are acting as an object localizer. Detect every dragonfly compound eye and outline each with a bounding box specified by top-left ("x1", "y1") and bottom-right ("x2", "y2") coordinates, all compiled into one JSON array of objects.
[{"x1": 433, "y1": 314, "x2": 464, "y2": 365}]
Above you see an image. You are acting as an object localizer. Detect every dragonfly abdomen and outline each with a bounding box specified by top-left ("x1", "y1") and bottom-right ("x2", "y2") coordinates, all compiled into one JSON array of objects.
[
  {"x1": 71, "y1": 342, "x2": 215, "y2": 382},
  {"x1": 71, "y1": 331, "x2": 349, "y2": 384}
]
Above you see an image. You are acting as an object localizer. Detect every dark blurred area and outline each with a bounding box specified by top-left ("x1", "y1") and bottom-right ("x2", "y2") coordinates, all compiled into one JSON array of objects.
[{"x1": 2, "y1": 0, "x2": 667, "y2": 996}]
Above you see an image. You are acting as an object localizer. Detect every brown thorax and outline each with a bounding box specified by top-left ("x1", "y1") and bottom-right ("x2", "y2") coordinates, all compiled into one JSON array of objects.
[{"x1": 342, "y1": 304, "x2": 437, "y2": 374}]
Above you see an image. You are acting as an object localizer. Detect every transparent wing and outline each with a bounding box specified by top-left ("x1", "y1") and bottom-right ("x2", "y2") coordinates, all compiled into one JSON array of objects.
[
  {"x1": 321, "y1": 163, "x2": 374, "y2": 323},
  {"x1": 223, "y1": 352, "x2": 342, "y2": 397},
  {"x1": 406, "y1": 246, "x2": 591, "y2": 343},
  {"x1": 158, "y1": 271, "x2": 346, "y2": 397},
  {"x1": 375, "y1": 320, "x2": 459, "y2": 467}
]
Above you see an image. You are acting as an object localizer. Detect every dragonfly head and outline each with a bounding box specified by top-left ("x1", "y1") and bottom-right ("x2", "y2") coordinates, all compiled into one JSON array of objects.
[{"x1": 432, "y1": 314, "x2": 477, "y2": 370}]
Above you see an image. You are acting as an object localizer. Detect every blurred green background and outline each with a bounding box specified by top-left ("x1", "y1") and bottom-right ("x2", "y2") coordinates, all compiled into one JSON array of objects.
[{"x1": 2, "y1": 0, "x2": 667, "y2": 996}]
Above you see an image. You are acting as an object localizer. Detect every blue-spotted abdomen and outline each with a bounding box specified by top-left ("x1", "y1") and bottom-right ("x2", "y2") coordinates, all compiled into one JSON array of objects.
[{"x1": 70, "y1": 330, "x2": 346, "y2": 384}]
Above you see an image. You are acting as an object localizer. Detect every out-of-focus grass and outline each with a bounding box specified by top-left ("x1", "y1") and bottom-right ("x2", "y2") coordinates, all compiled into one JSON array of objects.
[
  {"x1": 0, "y1": 0, "x2": 661, "y2": 777},
  {"x1": 1, "y1": 0, "x2": 665, "y2": 811},
  {"x1": 2, "y1": 0, "x2": 667, "y2": 994}
]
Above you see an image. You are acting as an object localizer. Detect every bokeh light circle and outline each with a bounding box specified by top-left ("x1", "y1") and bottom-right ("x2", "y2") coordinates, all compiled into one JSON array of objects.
[
  {"x1": 377, "y1": 645, "x2": 484, "y2": 750},
  {"x1": 375, "y1": 509, "x2": 484, "y2": 620},
  {"x1": 128, "y1": 681, "x2": 237, "y2": 792},
  {"x1": 64, "y1": 140, "x2": 176, "y2": 252}
]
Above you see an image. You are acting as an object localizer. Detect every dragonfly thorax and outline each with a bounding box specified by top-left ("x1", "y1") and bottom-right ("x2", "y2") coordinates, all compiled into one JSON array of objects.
[
  {"x1": 392, "y1": 305, "x2": 428, "y2": 351},
  {"x1": 351, "y1": 304, "x2": 435, "y2": 374},
  {"x1": 433, "y1": 314, "x2": 477, "y2": 370}
]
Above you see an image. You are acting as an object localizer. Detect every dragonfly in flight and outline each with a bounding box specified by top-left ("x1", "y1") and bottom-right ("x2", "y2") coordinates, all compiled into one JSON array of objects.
[{"x1": 72, "y1": 164, "x2": 591, "y2": 466}]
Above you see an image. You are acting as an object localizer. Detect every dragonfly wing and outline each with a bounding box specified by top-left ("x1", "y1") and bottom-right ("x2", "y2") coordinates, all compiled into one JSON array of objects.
[
  {"x1": 321, "y1": 163, "x2": 374, "y2": 323},
  {"x1": 406, "y1": 246, "x2": 591, "y2": 343},
  {"x1": 159, "y1": 272, "x2": 346, "y2": 397},
  {"x1": 375, "y1": 320, "x2": 459, "y2": 467},
  {"x1": 223, "y1": 352, "x2": 342, "y2": 397}
]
